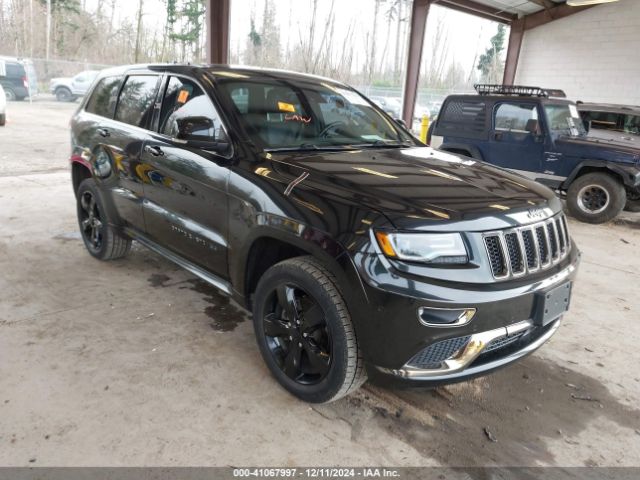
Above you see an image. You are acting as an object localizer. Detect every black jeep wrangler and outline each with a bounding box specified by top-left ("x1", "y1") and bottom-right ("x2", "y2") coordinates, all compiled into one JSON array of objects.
[
  {"x1": 430, "y1": 85, "x2": 640, "y2": 223},
  {"x1": 70, "y1": 66, "x2": 579, "y2": 403}
]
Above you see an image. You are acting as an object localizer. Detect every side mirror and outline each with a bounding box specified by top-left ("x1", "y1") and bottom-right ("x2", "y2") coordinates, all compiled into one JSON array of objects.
[
  {"x1": 176, "y1": 116, "x2": 215, "y2": 141},
  {"x1": 173, "y1": 116, "x2": 229, "y2": 153},
  {"x1": 395, "y1": 118, "x2": 407, "y2": 128}
]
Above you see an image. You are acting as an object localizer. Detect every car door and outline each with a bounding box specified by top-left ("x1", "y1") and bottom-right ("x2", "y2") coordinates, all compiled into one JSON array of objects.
[
  {"x1": 87, "y1": 73, "x2": 161, "y2": 232},
  {"x1": 487, "y1": 102, "x2": 545, "y2": 174},
  {"x1": 139, "y1": 74, "x2": 231, "y2": 279}
]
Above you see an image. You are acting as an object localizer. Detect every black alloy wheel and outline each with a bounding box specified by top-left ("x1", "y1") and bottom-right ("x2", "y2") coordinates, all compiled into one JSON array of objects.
[
  {"x1": 262, "y1": 283, "x2": 332, "y2": 384},
  {"x1": 252, "y1": 256, "x2": 366, "y2": 403},
  {"x1": 76, "y1": 178, "x2": 131, "y2": 260},
  {"x1": 79, "y1": 190, "x2": 104, "y2": 253}
]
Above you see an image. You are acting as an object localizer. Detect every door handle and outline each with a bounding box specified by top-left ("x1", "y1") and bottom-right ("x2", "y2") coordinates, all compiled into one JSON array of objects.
[
  {"x1": 98, "y1": 128, "x2": 110, "y2": 138},
  {"x1": 144, "y1": 145, "x2": 164, "y2": 157}
]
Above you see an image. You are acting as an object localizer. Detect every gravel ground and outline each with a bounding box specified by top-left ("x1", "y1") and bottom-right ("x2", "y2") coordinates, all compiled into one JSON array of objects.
[{"x1": 0, "y1": 99, "x2": 639, "y2": 467}]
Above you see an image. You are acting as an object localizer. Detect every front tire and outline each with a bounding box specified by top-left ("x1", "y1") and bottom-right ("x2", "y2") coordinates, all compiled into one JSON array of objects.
[
  {"x1": 0, "y1": 114, "x2": 5, "y2": 126},
  {"x1": 55, "y1": 87, "x2": 73, "y2": 102},
  {"x1": 252, "y1": 257, "x2": 366, "y2": 403},
  {"x1": 76, "y1": 178, "x2": 131, "y2": 260},
  {"x1": 566, "y1": 172, "x2": 626, "y2": 224}
]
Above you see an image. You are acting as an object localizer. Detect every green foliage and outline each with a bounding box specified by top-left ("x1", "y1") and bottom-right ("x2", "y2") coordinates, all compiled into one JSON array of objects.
[
  {"x1": 248, "y1": 18, "x2": 262, "y2": 47},
  {"x1": 477, "y1": 24, "x2": 506, "y2": 77}
]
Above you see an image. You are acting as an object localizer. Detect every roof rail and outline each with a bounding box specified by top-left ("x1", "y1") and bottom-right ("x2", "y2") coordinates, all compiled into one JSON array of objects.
[{"x1": 474, "y1": 84, "x2": 566, "y2": 98}]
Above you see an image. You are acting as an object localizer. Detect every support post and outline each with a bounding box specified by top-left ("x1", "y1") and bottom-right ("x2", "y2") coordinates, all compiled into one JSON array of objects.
[
  {"x1": 206, "y1": 0, "x2": 230, "y2": 64},
  {"x1": 503, "y1": 18, "x2": 524, "y2": 85},
  {"x1": 402, "y1": 0, "x2": 431, "y2": 126}
]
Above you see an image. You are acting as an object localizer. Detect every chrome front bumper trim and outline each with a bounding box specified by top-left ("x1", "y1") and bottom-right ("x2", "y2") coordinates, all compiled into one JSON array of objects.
[{"x1": 377, "y1": 318, "x2": 561, "y2": 381}]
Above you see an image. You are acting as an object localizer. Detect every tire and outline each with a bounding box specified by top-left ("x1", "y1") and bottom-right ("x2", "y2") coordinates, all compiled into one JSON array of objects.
[
  {"x1": 4, "y1": 87, "x2": 16, "y2": 101},
  {"x1": 76, "y1": 178, "x2": 131, "y2": 260},
  {"x1": 566, "y1": 172, "x2": 626, "y2": 224},
  {"x1": 252, "y1": 256, "x2": 366, "y2": 403},
  {"x1": 0, "y1": 114, "x2": 5, "y2": 126},
  {"x1": 55, "y1": 87, "x2": 73, "y2": 102}
]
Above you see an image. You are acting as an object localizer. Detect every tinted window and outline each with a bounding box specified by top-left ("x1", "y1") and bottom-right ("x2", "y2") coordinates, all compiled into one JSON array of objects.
[
  {"x1": 587, "y1": 111, "x2": 620, "y2": 131},
  {"x1": 438, "y1": 100, "x2": 486, "y2": 135},
  {"x1": 159, "y1": 76, "x2": 228, "y2": 144},
  {"x1": 6, "y1": 63, "x2": 24, "y2": 78},
  {"x1": 494, "y1": 103, "x2": 538, "y2": 132},
  {"x1": 115, "y1": 75, "x2": 159, "y2": 128},
  {"x1": 217, "y1": 79, "x2": 411, "y2": 149},
  {"x1": 85, "y1": 76, "x2": 122, "y2": 118},
  {"x1": 624, "y1": 114, "x2": 640, "y2": 135}
]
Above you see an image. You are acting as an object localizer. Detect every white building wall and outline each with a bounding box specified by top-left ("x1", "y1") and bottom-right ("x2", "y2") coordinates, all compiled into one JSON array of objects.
[{"x1": 515, "y1": 0, "x2": 640, "y2": 104}]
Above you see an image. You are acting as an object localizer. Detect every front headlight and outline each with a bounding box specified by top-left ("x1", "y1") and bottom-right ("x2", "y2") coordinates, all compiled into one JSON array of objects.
[{"x1": 375, "y1": 231, "x2": 468, "y2": 264}]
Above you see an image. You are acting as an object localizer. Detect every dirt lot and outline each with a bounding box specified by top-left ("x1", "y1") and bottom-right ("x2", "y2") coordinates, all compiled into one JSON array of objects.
[{"x1": 1, "y1": 99, "x2": 639, "y2": 467}]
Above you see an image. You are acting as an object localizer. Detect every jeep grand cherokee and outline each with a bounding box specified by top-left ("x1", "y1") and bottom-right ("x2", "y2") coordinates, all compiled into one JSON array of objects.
[{"x1": 70, "y1": 65, "x2": 580, "y2": 403}]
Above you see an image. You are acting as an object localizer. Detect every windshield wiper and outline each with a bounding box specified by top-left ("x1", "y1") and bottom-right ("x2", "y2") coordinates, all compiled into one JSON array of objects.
[
  {"x1": 351, "y1": 139, "x2": 414, "y2": 149},
  {"x1": 265, "y1": 143, "x2": 357, "y2": 153}
]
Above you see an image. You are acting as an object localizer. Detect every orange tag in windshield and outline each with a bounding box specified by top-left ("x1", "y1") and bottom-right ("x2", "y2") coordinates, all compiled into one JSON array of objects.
[
  {"x1": 177, "y1": 90, "x2": 190, "y2": 104},
  {"x1": 278, "y1": 102, "x2": 295, "y2": 112}
]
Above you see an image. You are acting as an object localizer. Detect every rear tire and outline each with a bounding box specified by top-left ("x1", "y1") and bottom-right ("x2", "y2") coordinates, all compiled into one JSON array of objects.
[
  {"x1": 4, "y1": 87, "x2": 16, "y2": 101},
  {"x1": 566, "y1": 172, "x2": 626, "y2": 224},
  {"x1": 252, "y1": 256, "x2": 366, "y2": 403},
  {"x1": 76, "y1": 178, "x2": 131, "y2": 260}
]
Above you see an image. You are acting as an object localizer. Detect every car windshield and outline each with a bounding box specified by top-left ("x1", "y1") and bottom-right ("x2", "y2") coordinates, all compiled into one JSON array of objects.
[
  {"x1": 544, "y1": 103, "x2": 587, "y2": 137},
  {"x1": 216, "y1": 76, "x2": 415, "y2": 151}
]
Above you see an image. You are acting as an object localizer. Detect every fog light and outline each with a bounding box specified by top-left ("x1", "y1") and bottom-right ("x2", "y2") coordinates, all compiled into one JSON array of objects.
[{"x1": 418, "y1": 307, "x2": 476, "y2": 327}]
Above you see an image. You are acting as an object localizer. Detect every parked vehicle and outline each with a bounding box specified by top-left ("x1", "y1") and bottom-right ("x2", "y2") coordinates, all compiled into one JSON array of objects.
[
  {"x1": 430, "y1": 85, "x2": 640, "y2": 224},
  {"x1": 50, "y1": 70, "x2": 99, "y2": 102},
  {"x1": 370, "y1": 96, "x2": 402, "y2": 118},
  {"x1": 0, "y1": 84, "x2": 6, "y2": 126},
  {"x1": 70, "y1": 66, "x2": 579, "y2": 403},
  {"x1": 577, "y1": 102, "x2": 640, "y2": 145},
  {"x1": 0, "y1": 56, "x2": 38, "y2": 101}
]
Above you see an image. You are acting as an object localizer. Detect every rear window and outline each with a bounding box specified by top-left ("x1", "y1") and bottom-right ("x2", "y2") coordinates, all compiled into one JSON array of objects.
[
  {"x1": 114, "y1": 75, "x2": 159, "y2": 128},
  {"x1": 85, "y1": 76, "x2": 122, "y2": 118},
  {"x1": 435, "y1": 99, "x2": 487, "y2": 138},
  {"x1": 5, "y1": 62, "x2": 25, "y2": 78}
]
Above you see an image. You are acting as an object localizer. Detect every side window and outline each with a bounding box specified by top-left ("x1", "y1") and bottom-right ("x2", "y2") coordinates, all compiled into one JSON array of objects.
[
  {"x1": 624, "y1": 114, "x2": 640, "y2": 135},
  {"x1": 588, "y1": 111, "x2": 619, "y2": 131},
  {"x1": 494, "y1": 103, "x2": 538, "y2": 132},
  {"x1": 85, "y1": 76, "x2": 122, "y2": 118},
  {"x1": 228, "y1": 86, "x2": 249, "y2": 114},
  {"x1": 438, "y1": 100, "x2": 486, "y2": 134},
  {"x1": 159, "y1": 76, "x2": 229, "y2": 144},
  {"x1": 114, "y1": 75, "x2": 159, "y2": 128}
]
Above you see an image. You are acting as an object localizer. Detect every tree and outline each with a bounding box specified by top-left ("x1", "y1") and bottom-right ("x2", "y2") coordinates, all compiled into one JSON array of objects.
[{"x1": 477, "y1": 24, "x2": 506, "y2": 83}]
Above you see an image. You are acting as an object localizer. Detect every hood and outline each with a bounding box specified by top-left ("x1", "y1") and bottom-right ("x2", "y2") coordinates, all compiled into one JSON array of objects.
[
  {"x1": 269, "y1": 146, "x2": 560, "y2": 229},
  {"x1": 557, "y1": 135, "x2": 640, "y2": 163}
]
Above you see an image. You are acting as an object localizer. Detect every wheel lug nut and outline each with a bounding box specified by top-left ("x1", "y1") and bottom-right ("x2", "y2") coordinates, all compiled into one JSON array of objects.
[
  {"x1": 298, "y1": 342, "x2": 302, "y2": 347},
  {"x1": 303, "y1": 333, "x2": 307, "y2": 337},
  {"x1": 289, "y1": 335, "x2": 292, "y2": 340}
]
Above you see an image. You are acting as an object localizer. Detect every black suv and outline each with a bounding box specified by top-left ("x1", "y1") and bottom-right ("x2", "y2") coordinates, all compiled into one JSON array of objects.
[
  {"x1": 0, "y1": 56, "x2": 38, "y2": 101},
  {"x1": 70, "y1": 65, "x2": 580, "y2": 403},
  {"x1": 430, "y1": 85, "x2": 640, "y2": 224}
]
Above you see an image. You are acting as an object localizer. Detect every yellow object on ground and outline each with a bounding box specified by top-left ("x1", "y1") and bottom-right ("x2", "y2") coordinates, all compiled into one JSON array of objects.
[{"x1": 419, "y1": 114, "x2": 430, "y2": 144}]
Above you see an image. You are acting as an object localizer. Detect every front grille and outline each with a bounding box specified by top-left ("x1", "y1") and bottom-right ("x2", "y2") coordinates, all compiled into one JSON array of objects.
[
  {"x1": 407, "y1": 335, "x2": 471, "y2": 369},
  {"x1": 483, "y1": 213, "x2": 571, "y2": 280}
]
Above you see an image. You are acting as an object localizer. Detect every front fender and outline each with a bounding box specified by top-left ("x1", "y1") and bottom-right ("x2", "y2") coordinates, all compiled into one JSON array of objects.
[{"x1": 563, "y1": 160, "x2": 640, "y2": 189}]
